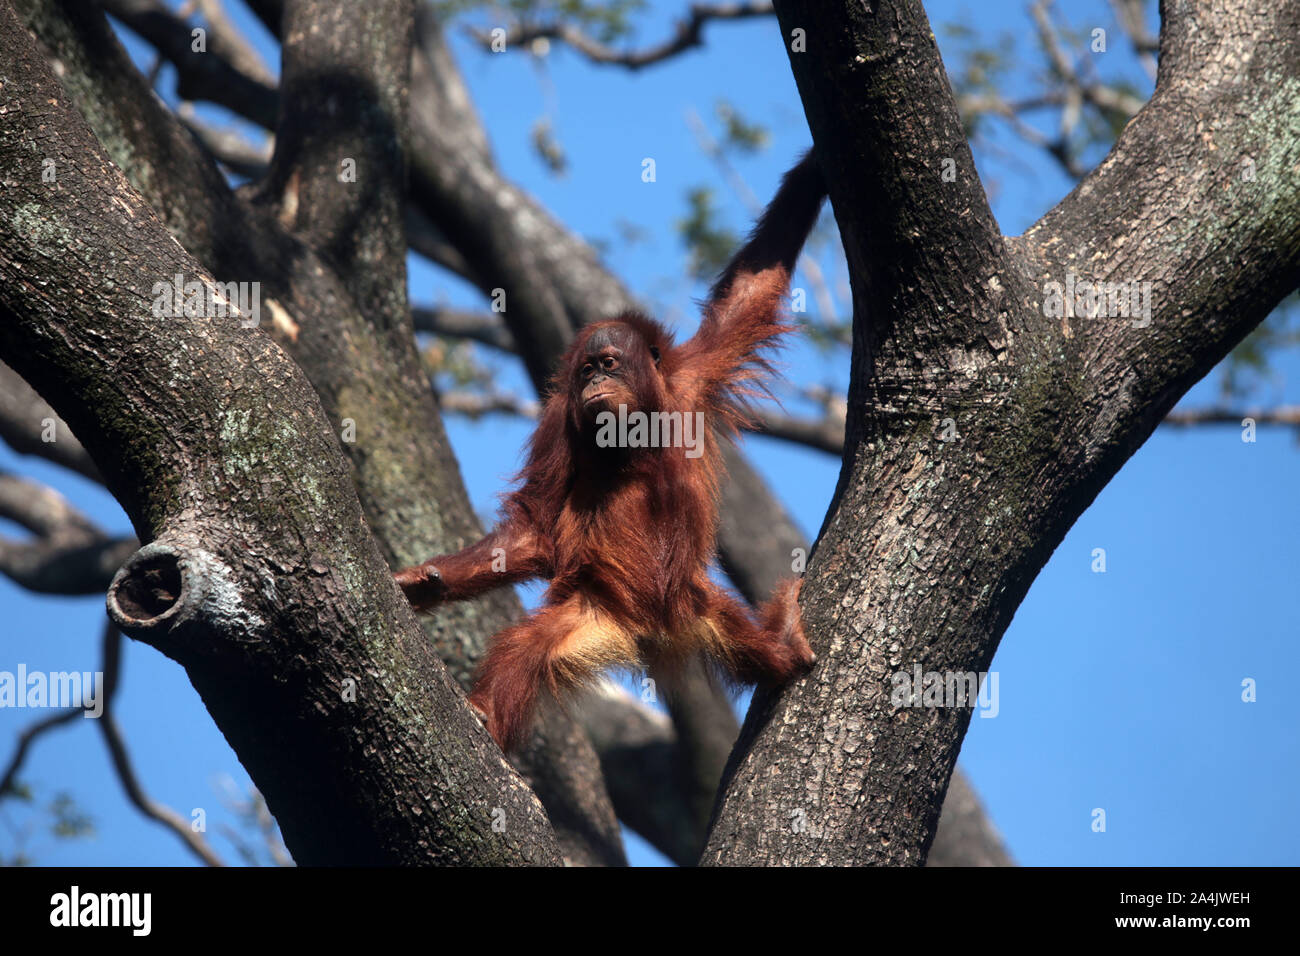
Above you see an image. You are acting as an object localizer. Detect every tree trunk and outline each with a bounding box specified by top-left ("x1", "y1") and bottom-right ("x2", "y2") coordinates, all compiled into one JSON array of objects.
[
  {"x1": 0, "y1": 0, "x2": 562, "y2": 866},
  {"x1": 703, "y1": 0, "x2": 1300, "y2": 865}
]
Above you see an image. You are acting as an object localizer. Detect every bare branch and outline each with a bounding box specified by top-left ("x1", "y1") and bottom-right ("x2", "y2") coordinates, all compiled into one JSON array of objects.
[
  {"x1": 193, "y1": 0, "x2": 275, "y2": 86},
  {"x1": 0, "y1": 532, "x2": 138, "y2": 596},
  {"x1": 1162, "y1": 406, "x2": 1300, "y2": 428},
  {"x1": 176, "y1": 104, "x2": 271, "y2": 179},
  {"x1": 0, "y1": 361, "x2": 101, "y2": 482},
  {"x1": 0, "y1": 472, "x2": 98, "y2": 539},
  {"x1": 1108, "y1": 0, "x2": 1160, "y2": 78},
  {"x1": 684, "y1": 107, "x2": 838, "y2": 320},
  {"x1": 751, "y1": 409, "x2": 844, "y2": 454},
  {"x1": 0, "y1": 473, "x2": 137, "y2": 595},
  {"x1": 413, "y1": 306, "x2": 515, "y2": 352},
  {"x1": 0, "y1": 621, "x2": 227, "y2": 867},
  {"x1": 97, "y1": 0, "x2": 278, "y2": 127},
  {"x1": 0, "y1": 708, "x2": 82, "y2": 800},
  {"x1": 95, "y1": 622, "x2": 226, "y2": 867},
  {"x1": 951, "y1": 2, "x2": 1146, "y2": 180},
  {"x1": 467, "y1": 2, "x2": 775, "y2": 70},
  {"x1": 436, "y1": 391, "x2": 539, "y2": 420}
]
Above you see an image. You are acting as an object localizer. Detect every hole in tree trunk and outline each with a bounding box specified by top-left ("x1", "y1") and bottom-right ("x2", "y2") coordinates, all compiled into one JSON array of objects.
[{"x1": 116, "y1": 552, "x2": 183, "y2": 621}]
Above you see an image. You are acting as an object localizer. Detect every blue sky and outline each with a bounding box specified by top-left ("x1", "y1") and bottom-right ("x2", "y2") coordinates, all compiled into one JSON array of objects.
[{"x1": 1, "y1": 1, "x2": 1295, "y2": 867}]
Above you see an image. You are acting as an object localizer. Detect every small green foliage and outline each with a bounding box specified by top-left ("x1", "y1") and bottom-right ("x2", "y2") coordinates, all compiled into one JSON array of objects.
[
  {"x1": 0, "y1": 785, "x2": 95, "y2": 865},
  {"x1": 714, "y1": 101, "x2": 769, "y2": 153},
  {"x1": 678, "y1": 187, "x2": 739, "y2": 282},
  {"x1": 1220, "y1": 292, "x2": 1300, "y2": 400},
  {"x1": 49, "y1": 792, "x2": 95, "y2": 839},
  {"x1": 942, "y1": 21, "x2": 1015, "y2": 138},
  {"x1": 422, "y1": 338, "x2": 496, "y2": 389},
  {"x1": 613, "y1": 218, "x2": 651, "y2": 247},
  {"x1": 798, "y1": 315, "x2": 852, "y2": 351},
  {"x1": 530, "y1": 118, "x2": 567, "y2": 174},
  {"x1": 2, "y1": 780, "x2": 33, "y2": 802}
]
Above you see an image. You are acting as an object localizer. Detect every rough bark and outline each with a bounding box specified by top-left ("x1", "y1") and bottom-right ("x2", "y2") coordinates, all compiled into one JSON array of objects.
[
  {"x1": 22, "y1": 0, "x2": 624, "y2": 865},
  {"x1": 406, "y1": 15, "x2": 1003, "y2": 866},
  {"x1": 716, "y1": 443, "x2": 1012, "y2": 866},
  {"x1": 2, "y1": 0, "x2": 1039, "y2": 867},
  {"x1": 702, "y1": 0, "x2": 1300, "y2": 865},
  {"x1": 0, "y1": 0, "x2": 561, "y2": 865}
]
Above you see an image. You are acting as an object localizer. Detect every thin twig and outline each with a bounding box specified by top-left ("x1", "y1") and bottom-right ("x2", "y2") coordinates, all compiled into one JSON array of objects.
[{"x1": 466, "y1": 3, "x2": 776, "y2": 71}]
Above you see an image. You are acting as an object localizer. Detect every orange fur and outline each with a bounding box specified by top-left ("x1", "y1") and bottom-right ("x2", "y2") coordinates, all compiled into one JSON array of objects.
[{"x1": 396, "y1": 152, "x2": 826, "y2": 751}]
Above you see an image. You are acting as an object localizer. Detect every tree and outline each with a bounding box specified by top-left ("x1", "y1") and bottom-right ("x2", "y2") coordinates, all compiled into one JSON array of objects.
[{"x1": 0, "y1": 0, "x2": 1295, "y2": 866}]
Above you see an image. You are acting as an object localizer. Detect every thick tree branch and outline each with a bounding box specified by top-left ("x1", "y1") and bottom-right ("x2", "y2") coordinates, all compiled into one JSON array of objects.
[
  {"x1": 177, "y1": 105, "x2": 272, "y2": 179},
  {"x1": 75, "y1": 0, "x2": 1015, "y2": 865},
  {"x1": 95, "y1": 621, "x2": 226, "y2": 867},
  {"x1": 413, "y1": 306, "x2": 516, "y2": 353},
  {"x1": 0, "y1": 7, "x2": 560, "y2": 862},
  {"x1": 714, "y1": 411, "x2": 1013, "y2": 868},
  {"x1": 1025, "y1": 3, "x2": 1300, "y2": 421},
  {"x1": 0, "y1": 472, "x2": 137, "y2": 594},
  {"x1": 97, "y1": 0, "x2": 279, "y2": 128},
  {"x1": 579, "y1": 681, "x2": 1011, "y2": 867},
  {"x1": 0, "y1": 360, "x2": 100, "y2": 481},
  {"x1": 260, "y1": 0, "x2": 412, "y2": 335},
  {"x1": 26, "y1": 0, "x2": 623, "y2": 865},
  {"x1": 703, "y1": 0, "x2": 1300, "y2": 866}
]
